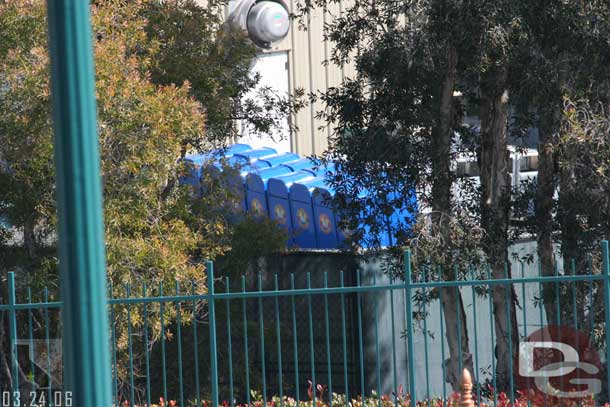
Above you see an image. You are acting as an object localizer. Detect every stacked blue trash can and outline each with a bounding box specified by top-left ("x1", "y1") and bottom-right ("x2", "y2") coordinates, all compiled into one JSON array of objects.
[{"x1": 181, "y1": 144, "x2": 417, "y2": 249}]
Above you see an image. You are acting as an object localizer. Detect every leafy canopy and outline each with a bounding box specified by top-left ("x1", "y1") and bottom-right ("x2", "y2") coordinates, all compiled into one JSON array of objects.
[{"x1": 0, "y1": 0, "x2": 287, "y2": 293}]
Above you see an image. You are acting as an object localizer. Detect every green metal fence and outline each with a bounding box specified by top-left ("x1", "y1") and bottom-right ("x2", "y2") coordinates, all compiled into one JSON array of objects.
[{"x1": 3, "y1": 244, "x2": 610, "y2": 406}]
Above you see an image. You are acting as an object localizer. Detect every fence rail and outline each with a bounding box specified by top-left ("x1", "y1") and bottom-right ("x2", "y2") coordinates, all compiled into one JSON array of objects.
[{"x1": 3, "y1": 243, "x2": 610, "y2": 407}]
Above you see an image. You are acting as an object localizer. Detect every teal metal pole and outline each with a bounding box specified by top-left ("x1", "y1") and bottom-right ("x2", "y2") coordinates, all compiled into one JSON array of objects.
[
  {"x1": 404, "y1": 249, "x2": 416, "y2": 402},
  {"x1": 126, "y1": 285, "x2": 135, "y2": 407},
  {"x1": 601, "y1": 240, "x2": 610, "y2": 400},
  {"x1": 7, "y1": 272, "x2": 18, "y2": 397},
  {"x1": 175, "y1": 280, "x2": 185, "y2": 407},
  {"x1": 242, "y1": 276, "x2": 251, "y2": 406},
  {"x1": 290, "y1": 274, "x2": 300, "y2": 404},
  {"x1": 208, "y1": 261, "x2": 219, "y2": 407},
  {"x1": 46, "y1": 2, "x2": 112, "y2": 406},
  {"x1": 258, "y1": 273, "x2": 268, "y2": 405},
  {"x1": 274, "y1": 274, "x2": 284, "y2": 407}
]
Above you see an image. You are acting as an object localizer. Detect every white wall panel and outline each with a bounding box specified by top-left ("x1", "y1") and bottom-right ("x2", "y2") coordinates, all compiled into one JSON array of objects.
[
  {"x1": 195, "y1": 0, "x2": 354, "y2": 156},
  {"x1": 237, "y1": 52, "x2": 291, "y2": 152}
]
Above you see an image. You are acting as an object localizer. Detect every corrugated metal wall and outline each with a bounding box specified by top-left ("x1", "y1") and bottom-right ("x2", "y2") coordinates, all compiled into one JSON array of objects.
[{"x1": 195, "y1": 0, "x2": 355, "y2": 156}]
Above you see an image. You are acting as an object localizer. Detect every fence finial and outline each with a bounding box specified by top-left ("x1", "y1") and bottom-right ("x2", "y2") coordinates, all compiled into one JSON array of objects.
[{"x1": 460, "y1": 368, "x2": 475, "y2": 407}]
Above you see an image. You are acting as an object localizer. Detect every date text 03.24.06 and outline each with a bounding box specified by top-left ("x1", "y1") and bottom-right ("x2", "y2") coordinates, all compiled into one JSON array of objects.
[{"x1": 2, "y1": 391, "x2": 72, "y2": 407}]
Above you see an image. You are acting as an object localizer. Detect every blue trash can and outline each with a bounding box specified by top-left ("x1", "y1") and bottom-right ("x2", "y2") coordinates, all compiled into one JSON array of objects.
[
  {"x1": 385, "y1": 188, "x2": 418, "y2": 244},
  {"x1": 257, "y1": 164, "x2": 295, "y2": 180},
  {"x1": 267, "y1": 171, "x2": 318, "y2": 245},
  {"x1": 280, "y1": 158, "x2": 316, "y2": 172},
  {"x1": 180, "y1": 150, "x2": 222, "y2": 194},
  {"x1": 255, "y1": 157, "x2": 315, "y2": 180},
  {"x1": 266, "y1": 175, "x2": 293, "y2": 242},
  {"x1": 230, "y1": 147, "x2": 278, "y2": 166},
  {"x1": 226, "y1": 173, "x2": 247, "y2": 218},
  {"x1": 258, "y1": 152, "x2": 300, "y2": 168},
  {"x1": 245, "y1": 173, "x2": 268, "y2": 218},
  {"x1": 334, "y1": 190, "x2": 391, "y2": 249},
  {"x1": 288, "y1": 182, "x2": 318, "y2": 249},
  {"x1": 181, "y1": 144, "x2": 252, "y2": 194},
  {"x1": 223, "y1": 143, "x2": 253, "y2": 156},
  {"x1": 312, "y1": 187, "x2": 338, "y2": 249}
]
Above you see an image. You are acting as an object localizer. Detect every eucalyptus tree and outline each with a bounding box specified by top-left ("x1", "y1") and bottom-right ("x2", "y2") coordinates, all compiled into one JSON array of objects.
[
  {"x1": 296, "y1": 0, "x2": 488, "y2": 391},
  {"x1": 508, "y1": 0, "x2": 610, "y2": 324},
  {"x1": 303, "y1": 0, "x2": 610, "y2": 391},
  {"x1": 467, "y1": 0, "x2": 521, "y2": 391},
  {"x1": 297, "y1": 0, "x2": 522, "y2": 392},
  {"x1": 0, "y1": 0, "x2": 288, "y2": 389},
  {"x1": 556, "y1": 99, "x2": 610, "y2": 343}
]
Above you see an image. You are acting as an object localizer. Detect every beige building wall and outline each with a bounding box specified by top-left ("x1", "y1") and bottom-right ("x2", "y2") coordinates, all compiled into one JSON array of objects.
[{"x1": 196, "y1": 0, "x2": 355, "y2": 156}]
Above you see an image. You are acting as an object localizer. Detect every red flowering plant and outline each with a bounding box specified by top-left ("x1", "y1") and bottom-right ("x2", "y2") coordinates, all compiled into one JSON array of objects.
[{"x1": 115, "y1": 383, "x2": 610, "y2": 407}]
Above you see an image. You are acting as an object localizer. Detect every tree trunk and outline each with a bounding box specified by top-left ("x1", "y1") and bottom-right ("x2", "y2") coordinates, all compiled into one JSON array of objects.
[
  {"x1": 557, "y1": 160, "x2": 585, "y2": 328},
  {"x1": 430, "y1": 46, "x2": 472, "y2": 391},
  {"x1": 479, "y1": 67, "x2": 519, "y2": 393},
  {"x1": 536, "y1": 110, "x2": 558, "y2": 325},
  {"x1": 23, "y1": 216, "x2": 37, "y2": 259},
  {"x1": 559, "y1": 171, "x2": 579, "y2": 262},
  {"x1": 0, "y1": 311, "x2": 12, "y2": 391}
]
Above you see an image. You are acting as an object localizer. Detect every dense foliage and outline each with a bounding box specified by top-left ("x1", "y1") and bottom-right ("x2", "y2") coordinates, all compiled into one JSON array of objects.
[
  {"x1": 0, "y1": 0, "x2": 289, "y2": 389},
  {"x1": 0, "y1": 0, "x2": 289, "y2": 288},
  {"x1": 297, "y1": 0, "x2": 610, "y2": 393}
]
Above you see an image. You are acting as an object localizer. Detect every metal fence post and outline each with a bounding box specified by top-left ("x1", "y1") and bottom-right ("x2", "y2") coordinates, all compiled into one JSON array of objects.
[
  {"x1": 601, "y1": 240, "x2": 610, "y2": 400},
  {"x1": 208, "y1": 261, "x2": 219, "y2": 407},
  {"x1": 404, "y1": 249, "x2": 416, "y2": 401},
  {"x1": 7, "y1": 272, "x2": 19, "y2": 401},
  {"x1": 46, "y1": 2, "x2": 112, "y2": 406}
]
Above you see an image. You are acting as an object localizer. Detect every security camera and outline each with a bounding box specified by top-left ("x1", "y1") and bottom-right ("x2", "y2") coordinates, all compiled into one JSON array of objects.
[{"x1": 228, "y1": 0, "x2": 290, "y2": 49}]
